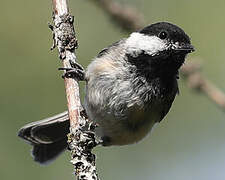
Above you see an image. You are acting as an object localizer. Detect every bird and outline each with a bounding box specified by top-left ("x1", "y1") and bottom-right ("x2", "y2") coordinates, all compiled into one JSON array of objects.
[{"x1": 18, "y1": 22, "x2": 194, "y2": 164}]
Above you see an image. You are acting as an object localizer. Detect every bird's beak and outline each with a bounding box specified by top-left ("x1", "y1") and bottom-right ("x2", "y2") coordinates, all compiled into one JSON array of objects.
[{"x1": 171, "y1": 43, "x2": 195, "y2": 53}]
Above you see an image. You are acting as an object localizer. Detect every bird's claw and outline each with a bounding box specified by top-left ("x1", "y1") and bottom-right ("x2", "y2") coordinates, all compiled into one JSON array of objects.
[{"x1": 58, "y1": 61, "x2": 85, "y2": 81}]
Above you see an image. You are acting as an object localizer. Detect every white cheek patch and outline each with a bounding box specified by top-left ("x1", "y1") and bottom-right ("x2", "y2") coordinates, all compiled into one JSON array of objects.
[{"x1": 125, "y1": 32, "x2": 169, "y2": 57}]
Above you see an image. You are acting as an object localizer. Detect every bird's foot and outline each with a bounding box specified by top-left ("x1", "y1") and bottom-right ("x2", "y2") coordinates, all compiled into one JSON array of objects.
[{"x1": 58, "y1": 60, "x2": 85, "y2": 81}]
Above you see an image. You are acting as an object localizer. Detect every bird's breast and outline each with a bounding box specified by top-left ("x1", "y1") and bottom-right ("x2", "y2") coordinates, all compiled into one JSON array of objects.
[
  {"x1": 84, "y1": 55, "x2": 177, "y2": 146},
  {"x1": 84, "y1": 85, "x2": 164, "y2": 146}
]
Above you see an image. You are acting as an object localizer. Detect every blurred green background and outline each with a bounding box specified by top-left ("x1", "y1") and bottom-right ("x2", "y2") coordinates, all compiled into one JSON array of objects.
[{"x1": 1, "y1": 0, "x2": 225, "y2": 179}]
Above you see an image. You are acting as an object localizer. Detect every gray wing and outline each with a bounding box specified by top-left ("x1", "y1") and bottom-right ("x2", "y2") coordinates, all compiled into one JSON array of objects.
[{"x1": 97, "y1": 39, "x2": 126, "y2": 58}]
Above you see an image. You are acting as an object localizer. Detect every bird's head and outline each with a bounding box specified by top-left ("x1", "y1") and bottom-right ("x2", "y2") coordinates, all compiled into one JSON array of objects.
[{"x1": 125, "y1": 22, "x2": 194, "y2": 77}]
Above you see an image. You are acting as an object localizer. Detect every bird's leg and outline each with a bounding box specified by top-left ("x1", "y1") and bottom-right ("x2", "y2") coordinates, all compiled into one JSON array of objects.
[{"x1": 58, "y1": 60, "x2": 85, "y2": 81}]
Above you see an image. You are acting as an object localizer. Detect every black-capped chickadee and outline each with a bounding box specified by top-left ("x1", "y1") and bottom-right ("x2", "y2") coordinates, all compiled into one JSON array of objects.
[{"x1": 18, "y1": 22, "x2": 194, "y2": 164}]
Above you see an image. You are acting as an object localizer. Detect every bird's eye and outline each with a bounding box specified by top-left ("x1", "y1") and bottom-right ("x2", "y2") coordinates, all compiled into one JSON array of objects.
[{"x1": 158, "y1": 31, "x2": 168, "y2": 40}]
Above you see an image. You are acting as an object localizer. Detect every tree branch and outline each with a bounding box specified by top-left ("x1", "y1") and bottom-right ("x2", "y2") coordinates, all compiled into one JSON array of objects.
[
  {"x1": 181, "y1": 60, "x2": 225, "y2": 111},
  {"x1": 90, "y1": 0, "x2": 225, "y2": 112},
  {"x1": 52, "y1": 0, "x2": 80, "y2": 130},
  {"x1": 50, "y1": 0, "x2": 99, "y2": 179},
  {"x1": 91, "y1": 0, "x2": 144, "y2": 32}
]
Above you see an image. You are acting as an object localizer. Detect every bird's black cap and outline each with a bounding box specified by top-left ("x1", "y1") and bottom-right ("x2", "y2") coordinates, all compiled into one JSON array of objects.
[{"x1": 139, "y1": 22, "x2": 191, "y2": 44}]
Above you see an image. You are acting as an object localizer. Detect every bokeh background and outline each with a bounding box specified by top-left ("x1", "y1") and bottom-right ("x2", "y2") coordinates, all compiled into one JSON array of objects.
[{"x1": 1, "y1": 0, "x2": 225, "y2": 179}]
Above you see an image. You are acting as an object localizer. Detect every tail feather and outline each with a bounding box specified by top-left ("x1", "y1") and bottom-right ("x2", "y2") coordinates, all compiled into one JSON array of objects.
[
  {"x1": 18, "y1": 111, "x2": 70, "y2": 164},
  {"x1": 32, "y1": 138, "x2": 68, "y2": 164}
]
